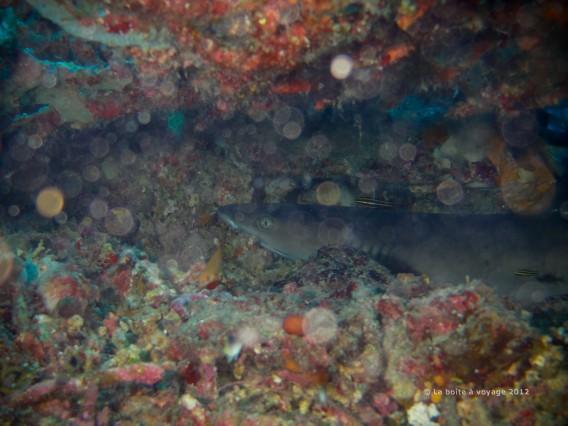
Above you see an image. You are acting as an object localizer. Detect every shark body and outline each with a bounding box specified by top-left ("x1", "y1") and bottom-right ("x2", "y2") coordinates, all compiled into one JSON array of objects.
[{"x1": 218, "y1": 203, "x2": 568, "y2": 301}]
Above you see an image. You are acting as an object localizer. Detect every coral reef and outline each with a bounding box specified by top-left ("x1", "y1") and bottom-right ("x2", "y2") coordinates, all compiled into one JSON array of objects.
[
  {"x1": 1, "y1": 0, "x2": 568, "y2": 424},
  {"x1": 1, "y1": 237, "x2": 566, "y2": 424}
]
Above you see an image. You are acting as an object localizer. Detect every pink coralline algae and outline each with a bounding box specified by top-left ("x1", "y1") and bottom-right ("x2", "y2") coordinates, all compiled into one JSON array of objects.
[
  {"x1": 9, "y1": 378, "x2": 86, "y2": 407},
  {"x1": 406, "y1": 305, "x2": 460, "y2": 342},
  {"x1": 376, "y1": 297, "x2": 404, "y2": 321},
  {"x1": 100, "y1": 363, "x2": 165, "y2": 386},
  {"x1": 372, "y1": 392, "x2": 399, "y2": 417},
  {"x1": 395, "y1": 290, "x2": 480, "y2": 342}
]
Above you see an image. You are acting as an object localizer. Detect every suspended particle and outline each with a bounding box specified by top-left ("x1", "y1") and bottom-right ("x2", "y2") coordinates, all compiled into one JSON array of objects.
[
  {"x1": 316, "y1": 181, "x2": 341, "y2": 206},
  {"x1": 346, "y1": 68, "x2": 383, "y2": 101},
  {"x1": 436, "y1": 179, "x2": 464, "y2": 206},
  {"x1": 101, "y1": 157, "x2": 120, "y2": 180},
  {"x1": 41, "y1": 72, "x2": 58, "y2": 89},
  {"x1": 305, "y1": 133, "x2": 332, "y2": 161},
  {"x1": 82, "y1": 165, "x2": 101, "y2": 182},
  {"x1": 89, "y1": 137, "x2": 109, "y2": 159},
  {"x1": 28, "y1": 134, "x2": 44, "y2": 150},
  {"x1": 273, "y1": 106, "x2": 304, "y2": 139},
  {"x1": 165, "y1": 258, "x2": 179, "y2": 271},
  {"x1": 330, "y1": 54, "x2": 353, "y2": 80},
  {"x1": 120, "y1": 148, "x2": 137, "y2": 166},
  {"x1": 282, "y1": 121, "x2": 303, "y2": 140},
  {"x1": 378, "y1": 142, "x2": 398, "y2": 162},
  {"x1": 159, "y1": 79, "x2": 177, "y2": 97},
  {"x1": 253, "y1": 177, "x2": 265, "y2": 190},
  {"x1": 125, "y1": 119, "x2": 139, "y2": 133},
  {"x1": 358, "y1": 177, "x2": 377, "y2": 195},
  {"x1": 8, "y1": 205, "x2": 20, "y2": 217},
  {"x1": 36, "y1": 186, "x2": 64, "y2": 218},
  {"x1": 399, "y1": 143, "x2": 417, "y2": 162},
  {"x1": 273, "y1": 105, "x2": 293, "y2": 127},
  {"x1": 137, "y1": 110, "x2": 152, "y2": 125},
  {"x1": 105, "y1": 207, "x2": 135, "y2": 236},
  {"x1": 89, "y1": 198, "x2": 108, "y2": 220},
  {"x1": 248, "y1": 108, "x2": 267, "y2": 123}
]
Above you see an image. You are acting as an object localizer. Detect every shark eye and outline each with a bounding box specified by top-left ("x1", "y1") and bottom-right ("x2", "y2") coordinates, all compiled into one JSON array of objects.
[{"x1": 257, "y1": 216, "x2": 273, "y2": 229}]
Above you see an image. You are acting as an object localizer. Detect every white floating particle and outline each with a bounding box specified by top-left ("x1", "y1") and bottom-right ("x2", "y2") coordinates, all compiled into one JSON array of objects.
[{"x1": 330, "y1": 55, "x2": 353, "y2": 80}]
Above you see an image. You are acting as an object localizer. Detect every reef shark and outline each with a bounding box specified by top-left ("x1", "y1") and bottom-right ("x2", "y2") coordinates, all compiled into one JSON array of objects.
[{"x1": 218, "y1": 203, "x2": 568, "y2": 303}]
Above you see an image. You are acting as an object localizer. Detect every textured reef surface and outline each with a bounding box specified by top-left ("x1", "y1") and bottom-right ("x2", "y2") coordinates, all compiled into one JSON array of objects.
[
  {"x1": 1, "y1": 0, "x2": 568, "y2": 425},
  {"x1": 2, "y1": 237, "x2": 567, "y2": 424}
]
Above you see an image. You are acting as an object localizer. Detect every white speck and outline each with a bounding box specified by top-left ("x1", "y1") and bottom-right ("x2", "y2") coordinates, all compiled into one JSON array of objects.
[{"x1": 330, "y1": 55, "x2": 353, "y2": 80}]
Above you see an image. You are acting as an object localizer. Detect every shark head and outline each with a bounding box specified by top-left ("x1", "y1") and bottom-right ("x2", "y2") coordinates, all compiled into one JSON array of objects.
[{"x1": 217, "y1": 203, "x2": 351, "y2": 260}]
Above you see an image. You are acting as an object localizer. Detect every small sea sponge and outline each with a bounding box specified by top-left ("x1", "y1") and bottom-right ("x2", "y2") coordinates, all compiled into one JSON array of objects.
[{"x1": 283, "y1": 314, "x2": 304, "y2": 336}]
